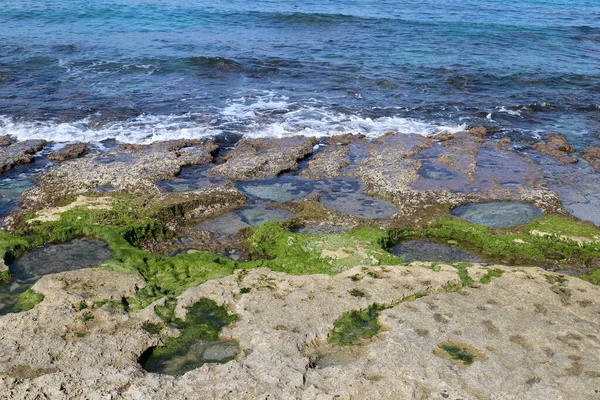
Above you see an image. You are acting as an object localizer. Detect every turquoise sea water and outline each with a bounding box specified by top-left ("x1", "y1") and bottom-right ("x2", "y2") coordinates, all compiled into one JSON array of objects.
[{"x1": 0, "y1": 0, "x2": 598, "y2": 144}]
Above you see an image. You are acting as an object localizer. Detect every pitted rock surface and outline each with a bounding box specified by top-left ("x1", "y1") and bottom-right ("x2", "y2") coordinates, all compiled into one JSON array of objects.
[
  {"x1": 20, "y1": 139, "x2": 218, "y2": 210},
  {"x1": 209, "y1": 136, "x2": 317, "y2": 180},
  {"x1": 48, "y1": 143, "x2": 89, "y2": 161},
  {"x1": 0, "y1": 265, "x2": 598, "y2": 399}
]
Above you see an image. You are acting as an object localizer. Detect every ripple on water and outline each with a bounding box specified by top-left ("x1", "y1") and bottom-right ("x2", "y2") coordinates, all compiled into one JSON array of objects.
[{"x1": 451, "y1": 201, "x2": 544, "y2": 229}]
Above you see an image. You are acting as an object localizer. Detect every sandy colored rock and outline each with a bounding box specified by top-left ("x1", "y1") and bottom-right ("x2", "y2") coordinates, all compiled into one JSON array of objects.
[
  {"x1": 20, "y1": 139, "x2": 217, "y2": 210},
  {"x1": 534, "y1": 133, "x2": 578, "y2": 164},
  {"x1": 0, "y1": 140, "x2": 47, "y2": 175},
  {"x1": 301, "y1": 145, "x2": 350, "y2": 179},
  {"x1": 0, "y1": 135, "x2": 11, "y2": 147},
  {"x1": 27, "y1": 195, "x2": 114, "y2": 223},
  {"x1": 582, "y1": 147, "x2": 600, "y2": 170},
  {"x1": 209, "y1": 136, "x2": 317, "y2": 180},
  {"x1": 47, "y1": 143, "x2": 89, "y2": 161},
  {"x1": 0, "y1": 264, "x2": 598, "y2": 399}
]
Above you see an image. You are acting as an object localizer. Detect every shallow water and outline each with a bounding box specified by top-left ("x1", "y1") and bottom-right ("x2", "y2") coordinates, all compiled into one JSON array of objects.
[
  {"x1": 238, "y1": 176, "x2": 398, "y2": 219},
  {"x1": 451, "y1": 201, "x2": 544, "y2": 228},
  {"x1": 391, "y1": 240, "x2": 484, "y2": 264},
  {"x1": 195, "y1": 204, "x2": 293, "y2": 238},
  {"x1": 0, "y1": 239, "x2": 113, "y2": 315},
  {"x1": 142, "y1": 338, "x2": 238, "y2": 376}
]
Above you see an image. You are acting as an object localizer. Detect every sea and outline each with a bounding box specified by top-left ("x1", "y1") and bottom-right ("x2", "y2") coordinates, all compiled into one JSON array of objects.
[{"x1": 0, "y1": 0, "x2": 599, "y2": 146}]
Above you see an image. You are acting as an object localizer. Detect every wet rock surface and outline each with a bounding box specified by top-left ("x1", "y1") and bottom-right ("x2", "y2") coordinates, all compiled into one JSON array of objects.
[
  {"x1": 533, "y1": 133, "x2": 578, "y2": 164},
  {"x1": 0, "y1": 140, "x2": 46, "y2": 175},
  {"x1": 582, "y1": 147, "x2": 600, "y2": 171},
  {"x1": 0, "y1": 239, "x2": 113, "y2": 315},
  {"x1": 0, "y1": 135, "x2": 11, "y2": 147},
  {"x1": 47, "y1": 143, "x2": 89, "y2": 161},
  {"x1": 19, "y1": 139, "x2": 218, "y2": 210},
  {"x1": 0, "y1": 132, "x2": 600, "y2": 399}
]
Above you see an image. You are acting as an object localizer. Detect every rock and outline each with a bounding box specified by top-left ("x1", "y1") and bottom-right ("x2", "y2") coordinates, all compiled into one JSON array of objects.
[
  {"x1": 534, "y1": 133, "x2": 578, "y2": 164},
  {"x1": 0, "y1": 265, "x2": 598, "y2": 399},
  {"x1": 19, "y1": 139, "x2": 218, "y2": 210},
  {"x1": 301, "y1": 145, "x2": 350, "y2": 179},
  {"x1": 209, "y1": 136, "x2": 317, "y2": 180},
  {"x1": 582, "y1": 147, "x2": 600, "y2": 170},
  {"x1": 0, "y1": 140, "x2": 47, "y2": 175},
  {"x1": 26, "y1": 196, "x2": 114, "y2": 224},
  {"x1": 0, "y1": 135, "x2": 11, "y2": 147},
  {"x1": 48, "y1": 143, "x2": 89, "y2": 161},
  {"x1": 467, "y1": 126, "x2": 488, "y2": 138}
]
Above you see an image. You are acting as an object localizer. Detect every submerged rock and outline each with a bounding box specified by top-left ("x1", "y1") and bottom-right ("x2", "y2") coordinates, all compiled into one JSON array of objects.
[
  {"x1": 0, "y1": 140, "x2": 47, "y2": 175},
  {"x1": 48, "y1": 142, "x2": 89, "y2": 161},
  {"x1": 451, "y1": 201, "x2": 544, "y2": 228},
  {"x1": 391, "y1": 240, "x2": 485, "y2": 263}
]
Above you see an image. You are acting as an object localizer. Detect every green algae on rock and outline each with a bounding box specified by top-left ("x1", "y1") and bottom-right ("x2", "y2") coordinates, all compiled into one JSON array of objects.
[
  {"x1": 329, "y1": 303, "x2": 388, "y2": 345},
  {"x1": 141, "y1": 298, "x2": 239, "y2": 376},
  {"x1": 246, "y1": 222, "x2": 402, "y2": 275},
  {"x1": 390, "y1": 215, "x2": 600, "y2": 275}
]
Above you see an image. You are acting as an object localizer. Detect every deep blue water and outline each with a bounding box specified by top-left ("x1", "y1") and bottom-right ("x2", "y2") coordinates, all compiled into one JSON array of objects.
[{"x1": 0, "y1": 0, "x2": 599, "y2": 144}]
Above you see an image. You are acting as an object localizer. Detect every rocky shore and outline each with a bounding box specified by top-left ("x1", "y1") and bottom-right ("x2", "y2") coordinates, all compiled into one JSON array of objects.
[{"x1": 0, "y1": 129, "x2": 599, "y2": 399}]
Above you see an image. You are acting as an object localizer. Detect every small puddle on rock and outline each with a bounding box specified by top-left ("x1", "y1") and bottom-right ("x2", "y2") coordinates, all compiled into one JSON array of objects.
[
  {"x1": 195, "y1": 204, "x2": 294, "y2": 238},
  {"x1": 418, "y1": 162, "x2": 458, "y2": 181},
  {"x1": 391, "y1": 240, "x2": 484, "y2": 263},
  {"x1": 0, "y1": 239, "x2": 112, "y2": 315},
  {"x1": 451, "y1": 201, "x2": 543, "y2": 228},
  {"x1": 141, "y1": 338, "x2": 239, "y2": 376},
  {"x1": 238, "y1": 176, "x2": 398, "y2": 220},
  {"x1": 157, "y1": 165, "x2": 229, "y2": 192}
]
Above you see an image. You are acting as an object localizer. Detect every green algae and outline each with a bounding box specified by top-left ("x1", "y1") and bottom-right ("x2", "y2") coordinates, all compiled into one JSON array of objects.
[
  {"x1": 439, "y1": 343, "x2": 475, "y2": 365},
  {"x1": 329, "y1": 303, "x2": 388, "y2": 345},
  {"x1": 17, "y1": 289, "x2": 44, "y2": 311},
  {"x1": 453, "y1": 263, "x2": 474, "y2": 287},
  {"x1": 390, "y1": 215, "x2": 600, "y2": 271},
  {"x1": 583, "y1": 269, "x2": 600, "y2": 285},
  {"x1": 142, "y1": 298, "x2": 238, "y2": 376},
  {"x1": 480, "y1": 268, "x2": 504, "y2": 284},
  {"x1": 246, "y1": 223, "x2": 402, "y2": 275}
]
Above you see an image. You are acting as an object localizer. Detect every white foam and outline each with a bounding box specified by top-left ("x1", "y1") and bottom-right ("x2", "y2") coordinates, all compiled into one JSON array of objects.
[
  {"x1": 0, "y1": 93, "x2": 467, "y2": 144},
  {"x1": 0, "y1": 114, "x2": 221, "y2": 144},
  {"x1": 496, "y1": 106, "x2": 522, "y2": 117}
]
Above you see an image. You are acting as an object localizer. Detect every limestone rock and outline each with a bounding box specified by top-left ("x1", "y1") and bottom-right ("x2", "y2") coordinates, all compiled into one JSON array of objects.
[
  {"x1": 0, "y1": 140, "x2": 47, "y2": 175},
  {"x1": 1, "y1": 264, "x2": 597, "y2": 399},
  {"x1": 20, "y1": 139, "x2": 218, "y2": 210},
  {"x1": 209, "y1": 136, "x2": 317, "y2": 180},
  {"x1": 48, "y1": 143, "x2": 89, "y2": 161},
  {"x1": 582, "y1": 147, "x2": 600, "y2": 170},
  {"x1": 0, "y1": 135, "x2": 11, "y2": 147},
  {"x1": 534, "y1": 133, "x2": 578, "y2": 164}
]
